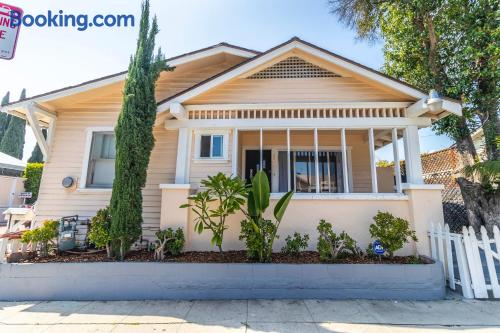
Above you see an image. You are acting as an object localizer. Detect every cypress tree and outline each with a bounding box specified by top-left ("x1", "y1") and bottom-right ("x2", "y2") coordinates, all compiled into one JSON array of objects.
[
  {"x1": 0, "y1": 92, "x2": 11, "y2": 143},
  {"x1": 109, "y1": 0, "x2": 169, "y2": 260},
  {"x1": 28, "y1": 129, "x2": 46, "y2": 163},
  {"x1": 0, "y1": 89, "x2": 26, "y2": 159}
]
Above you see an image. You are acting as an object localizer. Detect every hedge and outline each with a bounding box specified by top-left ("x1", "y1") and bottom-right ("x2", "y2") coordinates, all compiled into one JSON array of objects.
[{"x1": 23, "y1": 163, "x2": 44, "y2": 204}]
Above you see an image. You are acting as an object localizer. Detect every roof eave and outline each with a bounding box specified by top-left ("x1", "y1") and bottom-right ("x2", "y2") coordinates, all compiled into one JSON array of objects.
[{"x1": 0, "y1": 43, "x2": 260, "y2": 114}]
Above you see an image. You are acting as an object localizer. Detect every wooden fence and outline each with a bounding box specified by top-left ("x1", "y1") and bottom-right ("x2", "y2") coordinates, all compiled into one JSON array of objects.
[{"x1": 429, "y1": 223, "x2": 500, "y2": 299}]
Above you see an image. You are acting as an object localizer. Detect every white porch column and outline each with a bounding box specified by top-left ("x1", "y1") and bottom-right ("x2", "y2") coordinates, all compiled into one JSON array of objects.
[
  {"x1": 287, "y1": 128, "x2": 291, "y2": 191},
  {"x1": 231, "y1": 128, "x2": 238, "y2": 176},
  {"x1": 175, "y1": 128, "x2": 191, "y2": 184},
  {"x1": 341, "y1": 128, "x2": 349, "y2": 193},
  {"x1": 314, "y1": 128, "x2": 320, "y2": 193},
  {"x1": 368, "y1": 128, "x2": 378, "y2": 193},
  {"x1": 259, "y1": 128, "x2": 263, "y2": 171},
  {"x1": 403, "y1": 125, "x2": 424, "y2": 184},
  {"x1": 392, "y1": 128, "x2": 402, "y2": 193}
]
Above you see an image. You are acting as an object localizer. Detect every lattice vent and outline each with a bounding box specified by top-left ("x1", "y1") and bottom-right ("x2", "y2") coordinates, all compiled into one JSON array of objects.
[{"x1": 247, "y1": 56, "x2": 340, "y2": 79}]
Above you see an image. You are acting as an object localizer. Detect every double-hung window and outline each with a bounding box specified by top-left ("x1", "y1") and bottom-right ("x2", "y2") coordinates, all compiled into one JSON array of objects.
[
  {"x1": 198, "y1": 134, "x2": 225, "y2": 159},
  {"x1": 85, "y1": 132, "x2": 116, "y2": 188}
]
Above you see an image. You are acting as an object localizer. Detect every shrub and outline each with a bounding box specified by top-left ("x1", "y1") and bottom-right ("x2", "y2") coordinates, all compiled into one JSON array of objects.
[
  {"x1": 239, "y1": 171, "x2": 293, "y2": 262},
  {"x1": 317, "y1": 219, "x2": 361, "y2": 261},
  {"x1": 281, "y1": 232, "x2": 309, "y2": 256},
  {"x1": 181, "y1": 172, "x2": 247, "y2": 255},
  {"x1": 240, "y1": 219, "x2": 277, "y2": 261},
  {"x1": 23, "y1": 163, "x2": 44, "y2": 204},
  {"x1": 21, "y1": 220, "x2": 59, "y2": 257},
  {"x1": 369, "y1": 211, "x2": 417, "y2": 257},
  {"x1": 154, "y1": 228, "x2": 185, "y2": 260},
  {"x1": 88, "y1": 207, "x2": 112, "y2": 258}
]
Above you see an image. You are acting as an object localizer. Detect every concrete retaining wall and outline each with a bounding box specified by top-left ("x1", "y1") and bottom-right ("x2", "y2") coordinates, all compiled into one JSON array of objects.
[{"x1": 0, "y1": 261, "x2": 445, "y2": 301}]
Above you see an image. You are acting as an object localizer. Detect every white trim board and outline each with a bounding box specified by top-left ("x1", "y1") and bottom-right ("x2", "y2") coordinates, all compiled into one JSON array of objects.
[
  {"x1": 165, "y1": 117, "x2": 432, "y2": 129},
  {"x1": 184, "y1": 102, "x2": 412, "y2": 111},
  {"x1": 269, "y1": 193, "x2": 408, "y2": 201}
]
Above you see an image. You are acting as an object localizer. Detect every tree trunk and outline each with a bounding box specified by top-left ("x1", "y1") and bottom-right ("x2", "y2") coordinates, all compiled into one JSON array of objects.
[
  {"x1": 454, "y1": 117, "x2": 478, "y2": 167},
  {"x1": 457, "y1": 177, "x2": 500, "y2": 234},
  {"x1": 477, "y1": 108, "x2": 500, "y2": 161},
  {"x1": 105, "y1": 244, "x2": 112, "y2": 259}
]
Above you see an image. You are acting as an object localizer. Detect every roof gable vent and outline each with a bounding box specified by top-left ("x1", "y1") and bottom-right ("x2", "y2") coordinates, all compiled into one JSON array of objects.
[{"x1": 247, "y1": 56, "x2": 340, "y2": 79}]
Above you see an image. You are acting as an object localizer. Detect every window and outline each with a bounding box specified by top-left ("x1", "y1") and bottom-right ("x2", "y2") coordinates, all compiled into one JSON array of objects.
[
  {"x1": 86, "y1": 132, "x2": 116, "y2": 188},
  {"x1": 199, "y1": 134, "x2": 224, "y2": 158},
  {"x1": 278, "y1": 150, "x2": 343, "y2": 193}
]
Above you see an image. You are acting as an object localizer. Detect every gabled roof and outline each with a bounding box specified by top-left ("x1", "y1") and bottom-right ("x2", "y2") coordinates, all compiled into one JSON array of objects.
[
  {"x1": 1, "y1": 42, "x2": 260, "y2": 110},
  {"x1": 156, "y1": 37, "x2": 462, "y2": 116}
]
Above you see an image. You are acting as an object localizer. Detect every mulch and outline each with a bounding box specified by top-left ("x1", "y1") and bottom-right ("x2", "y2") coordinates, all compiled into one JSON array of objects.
[{"x1": 17, "y1": 250, "x2": 427, "y2": 264}]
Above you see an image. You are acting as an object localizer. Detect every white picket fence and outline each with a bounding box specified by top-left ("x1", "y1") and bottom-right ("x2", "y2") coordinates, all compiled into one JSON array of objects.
[{"x1": 429, "y1": 223, "x2": 500, "y2": 299}]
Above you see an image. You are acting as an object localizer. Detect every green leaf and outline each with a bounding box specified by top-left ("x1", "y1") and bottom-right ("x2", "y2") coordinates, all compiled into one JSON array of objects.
[
  {"x1": 247, "y1": 190, "x2": 257, "y2": 218},
  {"x1": 252, "y1": 171, "x2": 270, "y2": 212},
  {"x1": 196, "y1": 221, "x2": 204, "y2": 234},
  {"x1": 179, "y1": 204, "x2": 190, "y2": 208},
  {"x1": 273, "y1": 191, "x2": 293, "y2": 222}
]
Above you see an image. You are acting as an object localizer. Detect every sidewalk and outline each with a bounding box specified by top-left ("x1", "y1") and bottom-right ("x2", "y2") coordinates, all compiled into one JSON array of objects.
[{"x1": 1, "y1": 296, "x2": 500, "y2": 332}]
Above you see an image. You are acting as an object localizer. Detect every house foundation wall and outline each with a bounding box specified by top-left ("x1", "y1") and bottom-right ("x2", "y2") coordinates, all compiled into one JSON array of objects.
[{"x1": 159, "y1": 186, "x2": 444, "y2": 256}]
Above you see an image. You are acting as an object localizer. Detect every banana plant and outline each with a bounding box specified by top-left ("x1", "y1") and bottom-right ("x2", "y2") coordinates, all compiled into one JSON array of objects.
[{"x1": 241, "y1": 171, "x2": 293, "y2": 262}]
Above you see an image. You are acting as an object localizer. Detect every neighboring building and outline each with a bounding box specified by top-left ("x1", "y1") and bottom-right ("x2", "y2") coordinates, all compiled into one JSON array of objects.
[
  {"x1": 1, "y1": 38, "x2": 463, "y2": 256},
  {"x1": 471, "y1": 128, "x2": 486, "y2": 160},
  {"x1": 421, "y1": 147, "x2": 467, "y2": 231},
  {"x1": 0, "y1": 152, "x2": 25, "y2": 229},
  {"x1": 420, "y1": 129, "x2": 485, "y2": 231}
]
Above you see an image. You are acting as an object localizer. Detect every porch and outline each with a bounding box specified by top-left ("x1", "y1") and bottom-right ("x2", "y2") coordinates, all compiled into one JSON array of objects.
[{"x1": 159, "y1": 103, "x2": 445, "y2": 256}]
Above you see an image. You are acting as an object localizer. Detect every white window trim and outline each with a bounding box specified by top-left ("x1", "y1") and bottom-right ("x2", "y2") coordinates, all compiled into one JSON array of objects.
[
  {"x1": 79, "y1": 126, "x2": 115, "y2": 190},
  {"x1": 193, "y1": 129, "x2": 230, "y2": 162},
  {"x1": 241, "y1": 145, "x2": 353, "y2": 193}
]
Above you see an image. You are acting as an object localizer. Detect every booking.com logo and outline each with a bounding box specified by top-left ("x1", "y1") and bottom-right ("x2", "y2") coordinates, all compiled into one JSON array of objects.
[{"x1": 6, "y1": 10, "x2": 135, "y2": 31}]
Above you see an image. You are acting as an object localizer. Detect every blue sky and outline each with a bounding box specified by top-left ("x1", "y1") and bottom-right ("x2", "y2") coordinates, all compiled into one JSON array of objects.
[{"x1": 0, "y1": 0, "x2": 453, "y2": 161}]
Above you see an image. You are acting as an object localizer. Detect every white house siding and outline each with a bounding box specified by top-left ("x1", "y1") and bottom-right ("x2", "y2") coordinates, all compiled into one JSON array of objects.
[{"x1": 34, "y1": 108, "x2": 178, "y2": 240}]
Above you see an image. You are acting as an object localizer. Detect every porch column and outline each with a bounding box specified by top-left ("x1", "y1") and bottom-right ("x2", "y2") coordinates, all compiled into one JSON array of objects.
[
  {"x1": 368, "y1": 128, "x2": 378, "y2": 193},
  {"x1": 341, "y1": 128, "x2": 349, "y2": 193},
  {"x1": 314, "y1": 128, "x2": 320, "y2": 193},
  {"x1": 259, "y1": 128, "x2": 263, "y2": 171},
  {"x1": 403, "y1": 125, "x2": 424, "y2": 184},
  {"x1": 287, "y1": 128, "x2": 291, "y2": 191},
  {"x1": 175, "y1": 128, "x2": 191, "y2": 184},
  {"x1": 392, "y1": 128, "x2": 402, "y2": 193},
  {"x1": 231, "y1": 128, "x2": 238, "y2": 176}
]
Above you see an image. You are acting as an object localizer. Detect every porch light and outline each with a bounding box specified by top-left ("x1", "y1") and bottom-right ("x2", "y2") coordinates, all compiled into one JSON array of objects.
[{"x1": 426, "y1": 89, "x2": 443, "y2": 113}]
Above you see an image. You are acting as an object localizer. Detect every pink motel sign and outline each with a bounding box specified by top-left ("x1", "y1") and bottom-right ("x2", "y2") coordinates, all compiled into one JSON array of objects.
[{"x1": 0, "y1": 2, "x2": 23, "y2": 60}]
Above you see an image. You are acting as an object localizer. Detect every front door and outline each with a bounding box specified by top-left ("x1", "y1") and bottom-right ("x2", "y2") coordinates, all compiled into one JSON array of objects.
[{"x1": 245, "y1": 150, "x2": 272, "y2": 186}]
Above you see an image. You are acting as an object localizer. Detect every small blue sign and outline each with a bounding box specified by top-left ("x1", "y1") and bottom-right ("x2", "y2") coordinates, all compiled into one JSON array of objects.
[{"x1": 373, "y1": 240, "x2": 385, "y2": 255}]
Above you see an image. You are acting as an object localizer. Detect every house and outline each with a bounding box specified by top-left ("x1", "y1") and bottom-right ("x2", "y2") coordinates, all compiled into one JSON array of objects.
[
  {"x1": 0, "y1": 38, "x2": 462, "y2": 256},
  {"x1": 0, "y1": 152, "x2": 25, "y2": 230}
]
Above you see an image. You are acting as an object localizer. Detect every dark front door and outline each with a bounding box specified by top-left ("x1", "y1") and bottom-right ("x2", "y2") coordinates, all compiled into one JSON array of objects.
[{"x1": 245, "y1": 150, "x2": 272, "y2": 186}]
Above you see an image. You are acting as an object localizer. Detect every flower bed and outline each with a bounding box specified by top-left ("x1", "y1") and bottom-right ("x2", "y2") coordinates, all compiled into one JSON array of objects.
[{"x1": 17, "y1": 249, "x2": 427, "y2": 264}]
